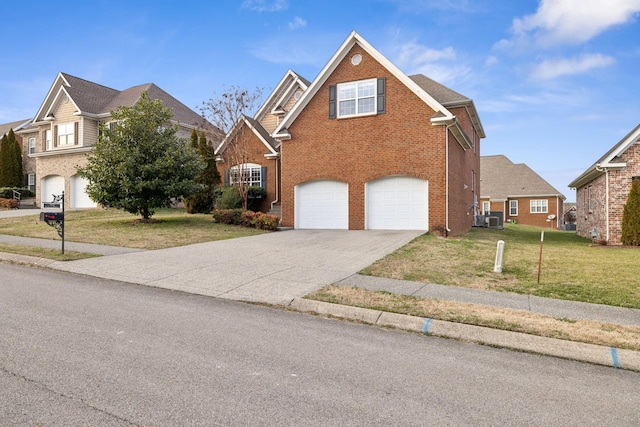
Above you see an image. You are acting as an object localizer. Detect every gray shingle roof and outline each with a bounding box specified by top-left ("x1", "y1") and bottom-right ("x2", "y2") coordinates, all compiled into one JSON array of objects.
[
  {"x1": 408, "y1": 74, "x2": 470, "y2": 105},
  {"x1": 481, "y1": 155, "x2": 565, "y2": 200},
  {"x1": 0, "y1": 119, "x2": 31, "y2": 137},
  {"x1": 60, "y1": 72, "x2": 212, "y2": 130}
]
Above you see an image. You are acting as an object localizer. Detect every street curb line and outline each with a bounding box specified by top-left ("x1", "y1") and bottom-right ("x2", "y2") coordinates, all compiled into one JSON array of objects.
[
  {"x1": 289, "y1": 298, "x2": 640, "y2": 371},
  {"x1": 0, "y1": 252, "x2": 58, "y2": 267}
]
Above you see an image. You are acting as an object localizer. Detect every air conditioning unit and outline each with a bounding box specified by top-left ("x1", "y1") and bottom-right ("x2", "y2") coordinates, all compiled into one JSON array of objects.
[
  {"x1": 487, "y1": 216, "x2": 499, "y2": 228},
  {"x1": 473, "y1": 215, "x2": 485, "y2": 227}
]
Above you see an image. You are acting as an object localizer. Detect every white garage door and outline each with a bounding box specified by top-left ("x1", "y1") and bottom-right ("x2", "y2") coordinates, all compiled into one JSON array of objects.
[
  {"x1": 295, "y1": 180, "x2": 348, "y2": 229},
  {"x1": 41, "y1": 175, "x2": 65, "y2": 208},
  {"x1": 366, "y1": 176, "x2": 428, "y2": 230},
  {"x1": 71, "y1": 175, "x2": 97, "y2": 208}
]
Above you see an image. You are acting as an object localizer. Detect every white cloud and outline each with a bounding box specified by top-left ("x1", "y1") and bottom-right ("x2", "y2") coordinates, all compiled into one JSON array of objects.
[
  {"x1": 288, "y1": 16, "x2": 307, "y2": 30},
  {"x1": 241, "y1": 0, "x2": 288, "y2": 12},
  {"x1": 511, "y1": 0, "x2": 640, "y2": 46},
  {"x1": 393, "y1": 41, "x2": 470, "y2": 84},
  {"x1": 530, "y1": 53, "x2": 615, "y2": 79}
]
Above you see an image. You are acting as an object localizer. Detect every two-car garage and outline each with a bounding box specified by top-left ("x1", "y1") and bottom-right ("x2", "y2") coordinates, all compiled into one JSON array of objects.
[
  {"x1": 40, "y1": 175, "x2": 97, "y2": 209},
  {"x1": 295, "y1": 176, "x2": 428, "y2": 230}
]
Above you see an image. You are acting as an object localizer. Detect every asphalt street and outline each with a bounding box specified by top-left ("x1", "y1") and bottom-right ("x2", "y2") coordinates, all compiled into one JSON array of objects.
[{"x1": 2, "y1": 264, "x2": 639, "y2": 426}]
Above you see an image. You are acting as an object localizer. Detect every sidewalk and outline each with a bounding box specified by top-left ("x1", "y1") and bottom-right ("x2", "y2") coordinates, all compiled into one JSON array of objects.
[{"x1": 1, "y1": 231, "x2": 639, "y2": 371}]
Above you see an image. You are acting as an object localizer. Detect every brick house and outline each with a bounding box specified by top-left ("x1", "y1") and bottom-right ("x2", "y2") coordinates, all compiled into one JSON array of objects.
[
  {"x1": 569, "y1": 124, "x2": 640, "y2": 244},
  {"x1": 16, "y1": 72, "x2": 216, "y2": 209},
  {"x1": 274, "y1": 31, "x2": 484, "y2": 233},
  {"x1": 480, "y1": 155, "x2": 565, "y2": 229}
]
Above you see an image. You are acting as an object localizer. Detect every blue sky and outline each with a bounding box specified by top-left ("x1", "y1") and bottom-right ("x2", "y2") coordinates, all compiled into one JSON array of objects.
[{"x1": 2, "y1": 0, "x2": 640, "y2": 202}]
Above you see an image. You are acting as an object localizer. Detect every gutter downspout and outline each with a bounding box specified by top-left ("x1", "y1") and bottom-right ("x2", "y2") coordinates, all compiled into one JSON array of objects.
[
  {"x1": 270, "y1": 154, "x2": 280, "y2": 211},
  {"x1": 605, "y1": 169, "x2": 610, "y2": 242},
  {"x1": 445, "y1": 122, "x2": 455, "y2": 236}
]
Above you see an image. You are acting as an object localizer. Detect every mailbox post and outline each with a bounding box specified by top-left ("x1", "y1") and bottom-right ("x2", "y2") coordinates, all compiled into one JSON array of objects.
[{"x1": 40, "y1": 192, "x2": 65, "y2": 254}]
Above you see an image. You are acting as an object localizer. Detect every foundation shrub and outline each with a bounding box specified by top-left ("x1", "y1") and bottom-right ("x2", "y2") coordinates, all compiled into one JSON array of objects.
[{"x1": 0, "y1": 198, "x2": 18, "y2": 209}]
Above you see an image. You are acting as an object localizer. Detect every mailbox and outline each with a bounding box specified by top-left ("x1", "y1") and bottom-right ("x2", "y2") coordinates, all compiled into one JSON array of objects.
[{"x1": 40, "y1": 212, "x2": 64, "y2": 222}]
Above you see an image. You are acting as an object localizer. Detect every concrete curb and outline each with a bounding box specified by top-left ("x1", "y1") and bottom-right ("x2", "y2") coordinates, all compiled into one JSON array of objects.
[
  {"x1": 0, "y1": 252, "x2": 58, "y2": 268},
  {"x1": 289, "y1": 298, "x2": 640, "y2": 372}
]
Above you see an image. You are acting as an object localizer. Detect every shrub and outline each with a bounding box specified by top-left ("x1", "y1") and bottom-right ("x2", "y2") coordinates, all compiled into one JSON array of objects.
[
  {"x1": 621, "y1": 178, "x2": 640, "y2": 246},
  {"x1": 216, "y1": 186, "x2": 242, "y2": 210},
  {"x1": 247, "y1": 186, "x2": 266, "y2": 212},
  {"x1": 212, "y1": 208, "x2": 245, "y2": 225},
  {"x1": 212, "y1": 209, "x2": 279, "y2": 231},
  {"x1": 0, "y1": 187, "x2": 34, "y2": 199},
  {"x1": 184, "y1": 192, "x2": 214, "y2": 214},
  {"x1": 0, "y1": 198, "x2": 18, "y2": 209}
]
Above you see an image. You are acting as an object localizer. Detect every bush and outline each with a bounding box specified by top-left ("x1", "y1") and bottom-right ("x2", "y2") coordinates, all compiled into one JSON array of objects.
[
  {"x1": 212, "y1": 209, "x2": 245, "y2": 225},
  {"x1": 0, "y1": 187, "x2": 34, "y2": 199},
  {"x1": 622, "y1": 178, "x2": 640, "y2": 245},
  {"x1": 247, "y1": 186, "x2": 266, "y2": 212},
  {"x1": 212, "y1": 209, "x2": 279, "y2": 231},
  {"x1": 184, "y1": 192, "x2": 214, "y2": 214},
  {"x1": 0, "y1": 198, "x2": 18, "y2": 209},
  {"x1": 216, "y1": 186, "x2": 242, "y2": 210}
]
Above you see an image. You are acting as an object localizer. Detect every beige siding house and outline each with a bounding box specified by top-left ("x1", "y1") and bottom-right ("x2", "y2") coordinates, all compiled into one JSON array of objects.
[{"x1": 17, "y1": 72, "x2": 217, "y2": 209}]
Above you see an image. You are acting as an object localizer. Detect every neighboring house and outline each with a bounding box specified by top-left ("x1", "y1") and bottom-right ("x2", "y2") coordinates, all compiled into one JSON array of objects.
[
  {"x1": 0, "y1": 119, "x2": 32, "y2": 190},
  {"x1": 215, "y1": 70, "x2": 310, "y2": 214},
  {"x1": 216, "y1": 31, "x2": 485, "y2": 234},
  {"x1": 569, "y1": 124, "x2": 640, "y2": 245},
  {"x1": 563, "y1": 203, "x2": 576, "y2": 228},
  {"x1": 480, "y1": 155, "x2": 565, "y2": 229},
  {"x1": 16, "y1": 72, "x2": 217, "y2": 209}
]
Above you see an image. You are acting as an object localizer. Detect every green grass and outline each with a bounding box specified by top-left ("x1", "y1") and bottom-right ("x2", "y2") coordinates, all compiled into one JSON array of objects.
[
  {"x1": 360, "y1": 224, "x2": 640, "y2": 308},
  {"x1": 0, "y1": 208, "x2": 267, "y2": 250},
  {"x1": 0, "y1": 243, "x2": 99, "y2": 261}
]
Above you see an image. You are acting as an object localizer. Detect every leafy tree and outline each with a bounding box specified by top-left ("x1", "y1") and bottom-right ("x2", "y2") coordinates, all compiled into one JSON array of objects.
[
  {"x1": 0, "y1": 129, "x2": 23, "y2": 187},
  {"x1": 201, "y1": 86, "x2": 263, "y2": 209},
  {"x1": 621, "y1": 178, "x2": 640, "y2": 246},
  {"x1": 184, "y1": 131, "x2": 221, "y2": 213},
  {"x1": 77, "y1": 92, "x2": 205, "y2": 221}
]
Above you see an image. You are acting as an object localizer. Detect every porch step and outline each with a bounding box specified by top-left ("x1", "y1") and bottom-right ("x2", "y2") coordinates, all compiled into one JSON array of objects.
[
  {"x1": 268, "y1": 205, "x2": 282, "y2": 218},
  {"x1": 18, "y1": 198, "x2": 38, "y2": 209}
]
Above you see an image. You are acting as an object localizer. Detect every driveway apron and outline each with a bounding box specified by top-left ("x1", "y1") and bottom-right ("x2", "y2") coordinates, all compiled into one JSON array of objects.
[{"x1": 50, "y1": 230, "x2": 423, "y2": 304}]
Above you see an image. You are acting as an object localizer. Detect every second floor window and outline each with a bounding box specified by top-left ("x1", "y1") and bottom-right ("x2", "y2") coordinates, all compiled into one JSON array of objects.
[
  {"x1": 28, "y1": 138, "x2": 36, "y2": 154},
  {"x1": 338, "y1": 79, "x2": 376, "y2": 117},
  {"x1": 57, "y1": 122, "x2": 75, "y2": 146},
  {"x1": 45, "y1": 130, "x2": 52, "y2": 150}
]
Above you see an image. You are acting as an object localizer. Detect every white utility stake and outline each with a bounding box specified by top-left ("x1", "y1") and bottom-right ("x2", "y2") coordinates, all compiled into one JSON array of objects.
[{"x1": 493, "y1": 240, "x2": 505, "y2": 273}]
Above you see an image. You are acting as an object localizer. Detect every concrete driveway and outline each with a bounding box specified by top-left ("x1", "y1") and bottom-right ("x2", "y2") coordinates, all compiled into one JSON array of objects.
[{"x1": 51, "y1": 229, "x2": 423, "y2": 304}]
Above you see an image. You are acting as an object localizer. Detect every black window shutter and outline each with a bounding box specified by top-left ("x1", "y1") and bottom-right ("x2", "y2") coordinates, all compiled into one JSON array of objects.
[
  {"x1": 24, "y1": 174, "x2": 28, "y2": 187},
  {"x1": 224, "y1": 169, "x2": 230, "y2": 186},
  {"x1": 377, "y1": 78, "x2": 386, "y2": 114},
  {"x1": 329, "y1": 85, "x2": 336, "y2": 119},
  {"x1": 261, "y1": 166, "x2": 267, "y2": 190}
]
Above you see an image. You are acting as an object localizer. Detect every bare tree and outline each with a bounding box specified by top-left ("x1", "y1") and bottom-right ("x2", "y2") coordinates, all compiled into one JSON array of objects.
[{"x1": 201, "y1": 86, "x2": 263, "y2": 209}]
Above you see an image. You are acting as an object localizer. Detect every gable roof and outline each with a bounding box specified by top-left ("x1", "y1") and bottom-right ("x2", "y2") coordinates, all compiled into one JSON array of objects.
[
  {"x1": 0, "y1": 119, "x2": 31, "y2": 137},
  {"x1": 30, "y1": 72, "x2": 214, "y2": 132},
  {"x1": 481, "y1": 155, "x2": 565, "y2": 200},
  {"x1": 254, "y1": 69, "x2": 309, "y2": 122},
  {"x1": 568, "y1": 123, "x2": 640, "y2": 189},
  {"x1": 214, "y1": 115, "x2": 279, "y2": 158},
  {"x1": 273, "y1": 31, "x2": 485, "y2": 144}
]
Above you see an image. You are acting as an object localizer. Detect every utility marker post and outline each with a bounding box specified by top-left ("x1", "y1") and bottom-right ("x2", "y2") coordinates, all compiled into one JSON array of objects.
[
  {"x1": 537, "y1": 231, "x2": 544, "y2": 284},
  {"x1": 493, "y1": 240, "x2": 505, "y2": 273}
]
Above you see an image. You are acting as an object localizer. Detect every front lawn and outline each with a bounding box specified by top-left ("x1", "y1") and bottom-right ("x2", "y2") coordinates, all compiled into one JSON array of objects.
[
  {"x1": 360, "y1": 224, "x2": 640, "y2": 308},
  {"x1": 0, "y1": 208, "x2": 267, "y2": 250}
]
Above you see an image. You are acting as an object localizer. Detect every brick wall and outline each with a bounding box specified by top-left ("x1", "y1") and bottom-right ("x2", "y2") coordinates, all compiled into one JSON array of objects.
[
  {"x1": 216, "y1": 123, "x2": 278, "y2": 212},
  {"x1": 280, "y1": 44, "x2": 477, "y2": 235}
]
